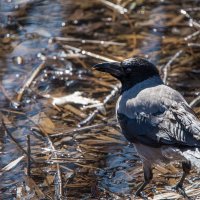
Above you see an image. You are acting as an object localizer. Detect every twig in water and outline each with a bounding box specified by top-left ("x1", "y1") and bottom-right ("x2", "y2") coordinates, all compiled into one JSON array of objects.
[
  {"x1": 50, "y1": 120, "x2": 118, "y2": 138},
  {"x1": 55, "y1": 37, "x2": 125, "y2": 46},
  {"x1": 188, "y1": 43, "x2": 200, "y2": 48},
  {"x1": 190, "y1": 95, "x2": 200, "y2": 108},
  {"x1": 162, "y1": 50, "x2": 183, "y2": 84},
  {"x1": 184, "y1": 30, "x2": 200, "y2": 41},
  {"x1": 180, "y1": 9, "x2": 200, "y2": 29},
  {"x1": 79, "y1": 84, "x2": 121, "y2": 126},
  {"x1": 17, "y1": 60, "x2": 46, "y2": 102},
  {"x1": 79, "y1": 110, "x2": 99, "y2": 126},
  {"x1": 0, "y1": 156, "x2": 25, "y2": 175},
  {"x1": 29, "y1": 118, "x2": 64, "y2": 199},
  {"x1": 23, "y1": 176, "x2": 46, "y2": 200},
  {"x1": 97, "y1": 0, "x2": 128, "y2": 14},
  {"x1": 27, "y1": 135, "x2": 31, "y2": 177},
  {"x1": 62, "y1": 44, "x2": 117, "y2": 62},
  {"x1": 1, "y1": 117, "x2": 52, "y2": 196},
  {"x1": 54, "y1": 165, "x2": 63, "y2": 200}
]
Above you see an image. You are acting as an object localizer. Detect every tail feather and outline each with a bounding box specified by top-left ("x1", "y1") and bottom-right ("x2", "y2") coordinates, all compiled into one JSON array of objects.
[{"x1": 182, "y1": 148, "x2": 200, "y2": 170}]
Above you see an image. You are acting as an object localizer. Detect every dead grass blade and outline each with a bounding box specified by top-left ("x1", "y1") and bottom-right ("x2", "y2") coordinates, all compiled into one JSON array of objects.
[
  {"x1": 97, "y1": 0, "x2": 128, "y2": 14},
  {"x1": 55, "y1": 37, "x2": 125, "y2": 46},
  {"x1": 63, "y1": 44, "x2": 117, "y2": 62},
  {"x1": 0, "y1": 156, "x2": 25, "y2": 175},
  {"x1": 17, "y1": 60, "x2": 46, "y2": 101}
]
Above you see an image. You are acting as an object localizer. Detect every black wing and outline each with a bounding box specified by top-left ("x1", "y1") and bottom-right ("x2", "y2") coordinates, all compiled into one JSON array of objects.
[{"x1": 117, "y1": 102, "x2": 200, "y2": 147}]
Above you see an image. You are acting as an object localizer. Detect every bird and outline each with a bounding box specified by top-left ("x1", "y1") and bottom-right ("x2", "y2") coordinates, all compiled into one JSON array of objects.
[{"x1": 93, "y1": 57, "x2": 200, "y2": 198}]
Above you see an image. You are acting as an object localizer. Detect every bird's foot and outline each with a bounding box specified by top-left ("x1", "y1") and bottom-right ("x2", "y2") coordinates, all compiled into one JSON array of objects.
[{"x1": 171, "y1": 184, "x2": 191, "y2": 200}]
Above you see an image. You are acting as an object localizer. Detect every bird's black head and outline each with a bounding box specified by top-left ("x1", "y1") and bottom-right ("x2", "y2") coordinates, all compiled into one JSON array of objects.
[{"x1": 93, "y1": 57, "x2": 160, "y2": 92}]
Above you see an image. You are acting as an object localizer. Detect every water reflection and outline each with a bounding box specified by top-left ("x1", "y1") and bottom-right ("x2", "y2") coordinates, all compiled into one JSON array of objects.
[{"x1": 0, "y1": 1, "x2": 73, "y2": 199}]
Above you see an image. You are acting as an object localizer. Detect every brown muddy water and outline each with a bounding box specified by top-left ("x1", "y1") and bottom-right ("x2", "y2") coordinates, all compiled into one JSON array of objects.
[{"x1": 0, "y1": 0, "x2": 200, "y2": 199}]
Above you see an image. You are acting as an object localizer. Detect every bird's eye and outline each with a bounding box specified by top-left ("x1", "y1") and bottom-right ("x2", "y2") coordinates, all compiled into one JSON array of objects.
[{"x1": 125, "y1": 67, "x2": 132, "y2": 73}]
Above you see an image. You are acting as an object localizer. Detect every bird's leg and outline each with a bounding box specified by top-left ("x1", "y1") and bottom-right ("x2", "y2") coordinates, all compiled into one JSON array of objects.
[
  {"x1": 176, "y1": 161, "x2": 191, "y2": 188},
  {"x1": 173, "y1": 161, "x2": 191, "y2": 199},
  {"x1": 135, "y1": 161, "x2": 152, "y2": 197}
]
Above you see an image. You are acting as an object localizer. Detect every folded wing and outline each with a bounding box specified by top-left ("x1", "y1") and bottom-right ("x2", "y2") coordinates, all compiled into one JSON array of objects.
[{"x1": 117, "y1": 93, "x2": 200, "y2": 147}]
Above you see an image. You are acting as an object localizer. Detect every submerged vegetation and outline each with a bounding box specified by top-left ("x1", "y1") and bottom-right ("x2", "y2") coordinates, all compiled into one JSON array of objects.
[{"x1": 0, "y1": 0, "x2": 200, "y2": 199}]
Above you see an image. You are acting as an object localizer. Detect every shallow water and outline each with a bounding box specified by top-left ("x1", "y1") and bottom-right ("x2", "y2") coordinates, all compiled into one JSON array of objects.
[
  {"x1": 0, "y1": 1, "x2": 75, "y2": 199},
  {"x1": 0, "y1": 0, "x2": 200, "y2": 199}
]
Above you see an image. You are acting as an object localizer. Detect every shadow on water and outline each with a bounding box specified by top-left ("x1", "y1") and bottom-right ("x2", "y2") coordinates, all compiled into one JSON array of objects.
[{"x1": 0, "y1": 0, "x2": 200, "y2": 199}]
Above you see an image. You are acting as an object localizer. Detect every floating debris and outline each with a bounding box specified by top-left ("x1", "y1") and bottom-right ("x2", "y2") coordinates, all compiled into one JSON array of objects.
[{"x1": 45, "y1": 91, "x2": 101, "y2": 106}]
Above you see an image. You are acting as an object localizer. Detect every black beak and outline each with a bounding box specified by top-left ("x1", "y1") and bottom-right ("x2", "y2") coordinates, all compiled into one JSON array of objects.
[{"x1": 93, "y1": 61, "x2": 123, "y2": 78}]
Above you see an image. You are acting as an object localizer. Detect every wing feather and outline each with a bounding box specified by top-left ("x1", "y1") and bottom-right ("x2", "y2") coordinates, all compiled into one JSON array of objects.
[{"x1": 117, "y1": 93, "x2": 200, "y2": 147}]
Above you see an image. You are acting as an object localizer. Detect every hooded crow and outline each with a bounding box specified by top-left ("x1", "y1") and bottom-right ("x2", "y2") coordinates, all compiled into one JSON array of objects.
[{"x1": 93, "y1": 57, "x2": 200, "y2": 198}]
